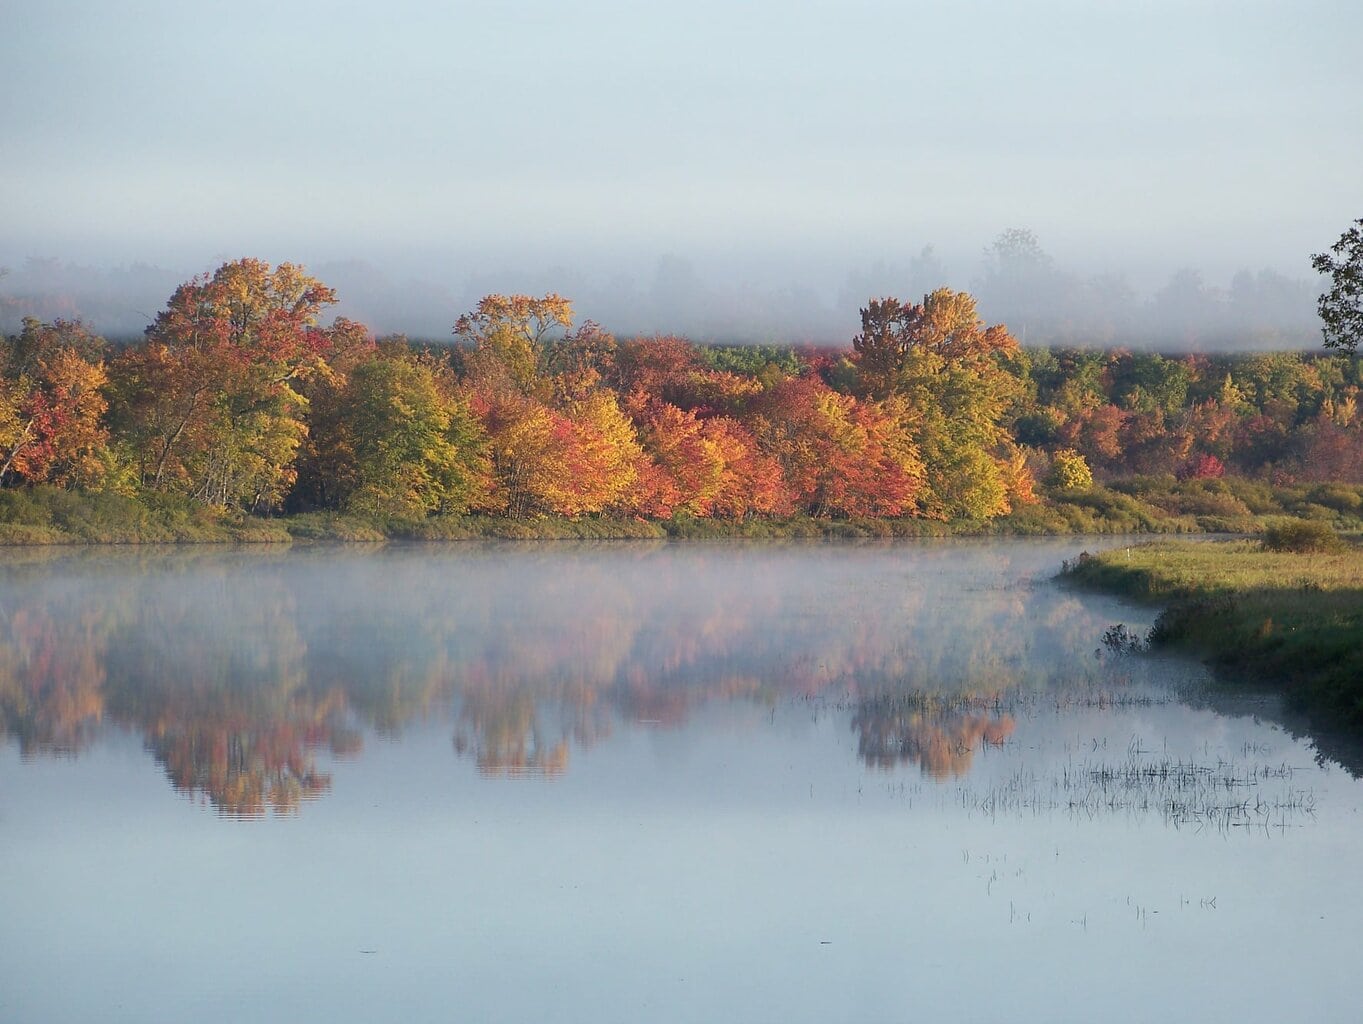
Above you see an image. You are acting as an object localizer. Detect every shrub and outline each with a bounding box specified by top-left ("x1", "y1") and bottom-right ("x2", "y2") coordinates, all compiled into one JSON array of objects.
[
  {"x1": 1048, "y1": 449, "x2": 1093, "y2": 489},
  {"x1": 1171, "y1": 490, "x2": 1251, "y2": 518},
  {"x1": 1220, "y1": 476, "x2": 1283, "y2": 515},
  {"x1": 1289, "y1": 502, "x2": 1339, "y2": 522},
  {"x1": 1261, "y1": 519, "x2": 1346, "y2": 553},
  {"x1": 1307, "y1": 483, "x2": 1363, "y2": 515},
  {"x1": 1184, "y1": 454, "x2": 1226, "y2": 479}
]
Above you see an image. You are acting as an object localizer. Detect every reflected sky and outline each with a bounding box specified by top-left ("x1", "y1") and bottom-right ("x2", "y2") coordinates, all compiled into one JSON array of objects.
[{"x1": 2, "y1": 540, "x2": 1360, "y2": 1022}]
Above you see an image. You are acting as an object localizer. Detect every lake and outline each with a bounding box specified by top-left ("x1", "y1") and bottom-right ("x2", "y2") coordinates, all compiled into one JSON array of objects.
[{"x1": 1, "y1": 539, "x2": 1359, "y2": 1023}]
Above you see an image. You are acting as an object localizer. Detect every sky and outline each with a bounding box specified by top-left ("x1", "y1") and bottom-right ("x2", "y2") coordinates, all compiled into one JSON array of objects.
[{"x1": 2, "y1": 0, "x2": 1360, "y2": 342}]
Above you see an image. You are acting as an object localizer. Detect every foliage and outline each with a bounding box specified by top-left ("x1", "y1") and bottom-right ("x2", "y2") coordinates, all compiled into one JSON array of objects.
[
  {"x1": 303, "y1": 353, "x2": 491, "y2": 518},
  {"x1": 1312, "y1": 218, "x2": 1363, "y2": 353},
  {"x1": 1261, "y1": 519, "x2": 1345, "y2": 553},
  {"x1": 110, "y1": 258, "x2": 340, "y2": 511},
  {"x1": 0, "y1": 319, "x2": 112, "y2": 488},
  {"x1": 852, "y1": 288, "x2": 1021, "y2": 518},
  {"x1": 751, "y1": 377, "x2": 923, "y2": 517},
  {"x1": 4, "y1": 264, "x2": 1363, "y2": 537},
  {"x1": 453, "y1": 293, "x2": 574, "y2": 394},
  {"x1": 1048, "y1": 448, "x2": 1093, "y2": 489}
]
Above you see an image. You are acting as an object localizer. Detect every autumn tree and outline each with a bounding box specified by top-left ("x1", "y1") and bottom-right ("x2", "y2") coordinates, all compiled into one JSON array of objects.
[
  {"x1": 630, "y1": 398, "x2": 790, "y2": 517},
  {"x1": 1055, "y1": 403, "x2": 1125, "y2": 473},
  {"x1": 853, "y1": 289, "x2": 1024, "y2": 519},
  {"x1": 1048, "y1": 449, "x2": 1093, "y2": 489},
  {"x1": 1296, "y1": 414, "x2": 1363, "y2": 482},
  {"x1": 613, "y1": 335, "x2": 762, "y2": 415},
  {"x1": 751, "y1": 376, "x2": 923, "y2": 517},
  {"x1": 454, "y1": 293, "x2": 574, "y2": 395},
  {"x1": 287, "y1": 319, "x2": 380, "y2": 511},
  {"x1": 555, "y1": 390, "x2": 648, "y2": 515},
  {"x1": 455, "y1": 295, "x2": 666, "y2": 517},
  {"x1": 111, "y1": 259, "x2": 339, "y2": 510},
  {"x1": 469, "y1": 391, "x2": 579, "y2": 519},
  {"x1": 542, "y1": 320, "x2": 619, "y2": 402},
  {"x1": 0, "y1": 318, "x2": 111, "y2": 487},
  {"x1": 851, "y1": 297, "x2": 928, "y2": 403}
]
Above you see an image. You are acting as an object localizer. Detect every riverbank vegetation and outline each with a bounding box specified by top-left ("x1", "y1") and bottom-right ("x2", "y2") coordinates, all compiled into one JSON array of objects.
[
  {"x1": 2, "y1": 257, "x2": 1361, "y2": 543},
  {"x1": 3, "y1": 479, "x2": 1363, "y2": 545},
  {"x1": 1062, "y1": 539, "x2": 1363, "y2": 729}
]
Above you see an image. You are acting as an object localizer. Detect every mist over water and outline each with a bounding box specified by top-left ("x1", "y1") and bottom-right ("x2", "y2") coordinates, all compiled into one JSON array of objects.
[{"x1": 3, "y1": 540, "x2": 1362, "y2": 1022}]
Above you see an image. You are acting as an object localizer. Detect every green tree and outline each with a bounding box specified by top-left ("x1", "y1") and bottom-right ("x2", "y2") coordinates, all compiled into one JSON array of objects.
[
  {"x1": 314, "y1": 353, "x2": 491, "y2": 518},
  {"x1": 1312, "y1": 218, "x2": 1363, "y2": 352}
]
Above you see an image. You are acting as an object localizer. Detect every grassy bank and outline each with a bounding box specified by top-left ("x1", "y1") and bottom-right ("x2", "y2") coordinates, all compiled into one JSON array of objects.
[
  {"x1": 1061, "y1": 538, "x2": 1363, "y2": 730},
  {"x1": 2, "y1": 479, "x2": 1363, "y2": 545}
]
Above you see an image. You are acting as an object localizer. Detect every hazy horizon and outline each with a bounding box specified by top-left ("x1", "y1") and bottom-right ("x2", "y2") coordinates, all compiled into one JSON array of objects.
[
  {"x1": 3, "y1": 0, "x2": 1359, "y2": 347},
  {"x1": 0, "y1": 241, "x2": 1330, "y2": 350}
]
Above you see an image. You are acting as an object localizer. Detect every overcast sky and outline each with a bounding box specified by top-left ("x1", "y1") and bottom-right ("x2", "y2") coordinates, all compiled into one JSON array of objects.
[{"x1": 2, "y1": 0, "x2": 1360, "y2": 336}]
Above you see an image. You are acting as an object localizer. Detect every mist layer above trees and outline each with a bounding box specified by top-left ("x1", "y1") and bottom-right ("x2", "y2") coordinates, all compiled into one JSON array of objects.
[{"x1": 0, "y1": 231, "x2": 1325, "y2": 350}]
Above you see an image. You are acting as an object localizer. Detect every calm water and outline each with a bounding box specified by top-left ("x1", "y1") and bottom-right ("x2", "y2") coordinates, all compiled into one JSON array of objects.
[{"x1": 1, "y1": 540, "x2": 1359, "y2": 1023}]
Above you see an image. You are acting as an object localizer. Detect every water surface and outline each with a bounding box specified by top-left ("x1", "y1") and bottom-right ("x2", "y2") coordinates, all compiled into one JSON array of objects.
[{"x1": 1, "y1": 540, "x2": 1358, "y2": 1022}]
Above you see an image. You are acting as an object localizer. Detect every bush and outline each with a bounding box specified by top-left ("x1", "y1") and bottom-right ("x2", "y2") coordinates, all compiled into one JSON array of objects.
[
  {"x1": 1048, "y1": 449, "x2": 1093, "y2": 489},
  {"x1": 1170, "y1": 489, "x2": 1252, "y2": 518},
  {"x1": 1288, "y1": 502, "x2": 1339, "y2": 522},
  {"x1": 1221, "y1": 476, "x2": 1283, "y2": 515},
  {"x1": 1307, "y1": 483, "x2": 1363, "y2": 515},
  {"x1": 1262, "y1": 519, "x2": 1346, "y2": 553}
]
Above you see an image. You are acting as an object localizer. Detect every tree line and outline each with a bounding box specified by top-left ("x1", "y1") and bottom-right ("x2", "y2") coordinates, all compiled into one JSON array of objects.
[{"x1": 1, "y1": 257, "x2": 1360, "y2": 524}]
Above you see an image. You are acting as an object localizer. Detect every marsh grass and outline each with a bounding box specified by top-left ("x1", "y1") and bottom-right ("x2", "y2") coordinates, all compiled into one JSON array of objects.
[
  {"x1": 3, "y1": 477, "x2": 1363, "y2": 544},
  {"x1": 0, "y1": 487, "x2": 290, "y2": 544},
  {"x1": 1062, "y1": 539, "x2": 1363, "y2": 729}
]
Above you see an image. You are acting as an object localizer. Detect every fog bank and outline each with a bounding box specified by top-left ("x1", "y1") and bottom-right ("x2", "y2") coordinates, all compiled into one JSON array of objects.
[{"x1": 0, "y1": 238, "x2": 1326, "y2": 351}]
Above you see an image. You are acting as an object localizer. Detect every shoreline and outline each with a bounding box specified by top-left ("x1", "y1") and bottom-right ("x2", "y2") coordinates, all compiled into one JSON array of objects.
[
  {"x1": 1060, "y1": 539, "x2": 1363, "y2": 733},
  {"x1": 5, "y1": 479, "x2": 1362, "y2": 546},
  {"x1": 0, "y1": 508, "x2": 1248, "y2": 546}
]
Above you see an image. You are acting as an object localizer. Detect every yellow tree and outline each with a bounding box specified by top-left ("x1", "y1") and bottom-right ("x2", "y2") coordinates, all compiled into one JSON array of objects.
[
  {"x1": 557, "y1": 391, "x2": 645, "y2": 514},
  {"x1": 470, "y1": 391, "x2": 574, "y2": 518},
  {"x1": 454, "y1": 294, "x2": 574, "y2": 395}
]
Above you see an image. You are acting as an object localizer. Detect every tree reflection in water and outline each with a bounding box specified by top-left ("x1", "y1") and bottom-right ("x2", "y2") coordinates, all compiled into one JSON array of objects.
[
  {"x1": 0, "y1": 544, "x2": 1119, "y2": 812},
  {"x1": 853, "y1": 697, "x2": 1016, "y2": 778}
]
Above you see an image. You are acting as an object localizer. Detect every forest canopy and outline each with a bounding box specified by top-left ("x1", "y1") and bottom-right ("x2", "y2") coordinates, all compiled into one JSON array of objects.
[{"x1": 2, "y1": 258, "x2": 1361, "y2": 528}]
